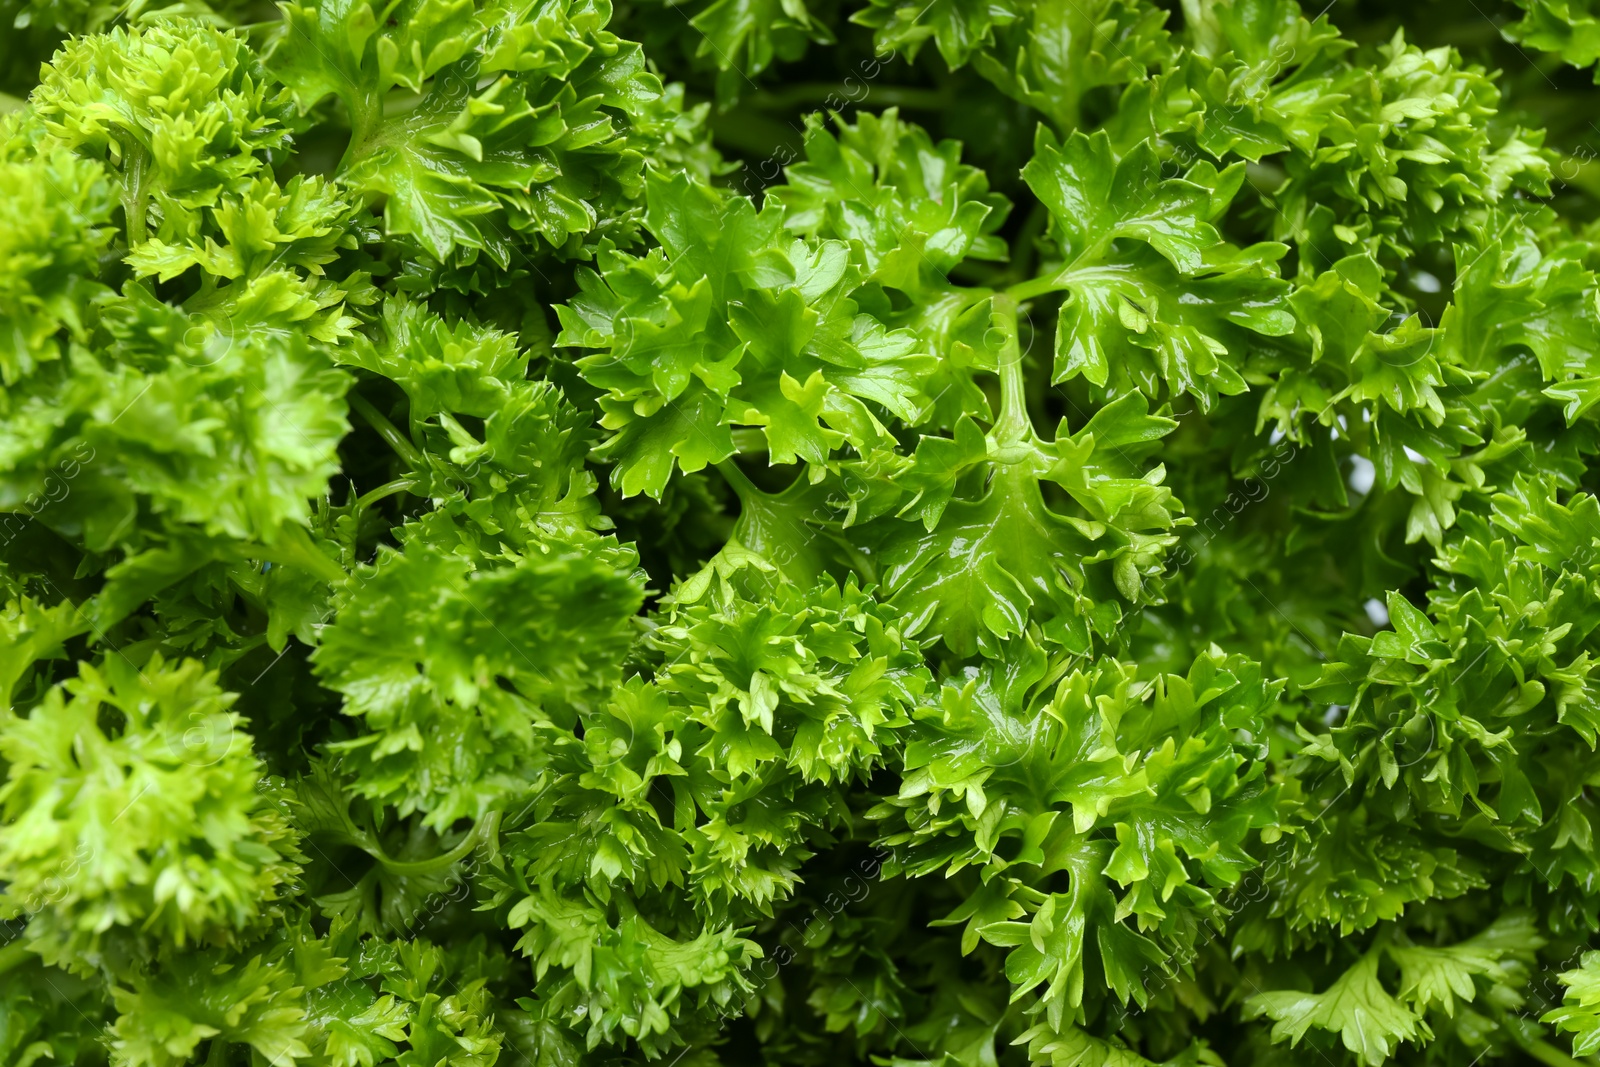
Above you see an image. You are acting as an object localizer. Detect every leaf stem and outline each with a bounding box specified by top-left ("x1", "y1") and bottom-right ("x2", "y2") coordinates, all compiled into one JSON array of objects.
[
  {"x1": 1525, "y1": 1038, "x2": 1600, "y2": 1067},
  {"x1": 1005, "y1": 274, "x2": 1064, "y2": 302},
  {"x1": 239, "y1": 524, "x2": 346, "y2": 585},
  {"x1": 356, "y1": 478, "x2": 422, "y2": 512},
  {"x1": 280, "y1": 523, "x2": 346, "y2": 584},
  {"x1": 714, "y1": 459, "x2": 759, "y2": 501},
  {"x1": 337, "y1": 89, "x2": 384, "y2": 174},
  {"x1": 122, "y1": 140, "x2": 149, "y2": 247},
  {"x1": 376, "y1": 810, "x2": 501, "y2": 877},
  {"x1": 1006, "y1": 200, "x2": 1050, "y2": 285},
  {"x1": 989, "y1": 294, "x2": 1032, "y2": 447},
  {"x1": 349, "y1": 393, "x2": 427, "y2": 472}
]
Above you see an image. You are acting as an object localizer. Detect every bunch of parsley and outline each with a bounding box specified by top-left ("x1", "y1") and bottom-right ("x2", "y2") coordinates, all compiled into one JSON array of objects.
[{"x1": 3, "y1": 0, "x2": 1600, "y2": 1063}]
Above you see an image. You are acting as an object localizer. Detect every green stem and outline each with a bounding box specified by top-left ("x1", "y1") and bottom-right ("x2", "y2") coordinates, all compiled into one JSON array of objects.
[
  {"x1": 1007, "y1": 200, "x2": 1049, "y2": 284},
  {"x1": 1555, "y1": 155, "x2": 1600, "y2": 199},
  {"x1": 356, "y1": 478, "x2": 421, "y2": 512},
  {"x1": 204, "y1": 1037, "x2": 230, "y2": 1067},
  {"x1": 478, "y1": 807, "x2": 502, "y2": 864},
  {"x1": 0, "y1": 939, "x2": 32, "y2": 978},
  {"x1": 1004, "y1": 217, "x2": 1116, "y2": 304},
  {"x1": 855, "y1": 86, "x2": 954, "y2": 110},
  {"x1": 336, "y1": 89, "x2": 384, "y2": 174},
  {"x1": 1005, "y1": 273, "x2": 1065, "y2": 302},
  {"x1": 710, "y1": 110, "x2": 806, "y2": 165},
  {"x1": 122, "y1": 142, "x2": 149, "y2": 247},
  {"x1": 280, "y1": 523, "x2": 347, "y2": 585},
  {"x1": 1526, "y1": 1038, "x2": 1599, "y2": 1067},
  {"x1": 375, "y1": 810, "x2": 501, "y2": 877},
  {"x1": 715, "y1": 459, "x2": 759, "y2": 501},
  {"x1": 989, "y1": 294, "x2": 1031, "y2": 447},
  {"x1": 349, "y1": 393, "x2": 427, "y2": 472},
  {"x1": 239, "y1": 524, "x2": 346, "y2": 585}
]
